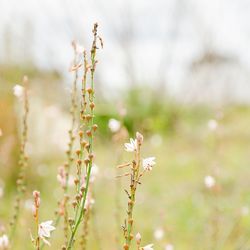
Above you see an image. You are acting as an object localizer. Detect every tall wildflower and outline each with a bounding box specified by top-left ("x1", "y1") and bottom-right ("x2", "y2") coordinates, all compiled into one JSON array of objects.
[
  {"x1": 9, "y1": 76, "x2": 29, "y2": 241},
  {"x1": 66, "y1": 22, "x2": 103, "y2": 250},
  {"x1": 55, "y1": 40, "x2": 80, "y2": 248},
  {"x1": 117, "y1": 132, "x2": 156, "y2": 250}
]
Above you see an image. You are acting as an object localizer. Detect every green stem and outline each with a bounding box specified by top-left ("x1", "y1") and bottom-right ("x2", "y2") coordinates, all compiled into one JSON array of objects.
[
  {"x1": 67, "y1": 23, "x2": 100, "y2": 249},
  {"x1": 67, "y1": 158, "x2": 93, "y2": 249},
  {"x1": 125, "y1": 145, "x2": 141, "y2": 249}
]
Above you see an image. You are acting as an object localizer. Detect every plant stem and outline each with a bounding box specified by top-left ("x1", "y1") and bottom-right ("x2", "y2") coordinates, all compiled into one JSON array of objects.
[
  {"x1": 125, "y1": 143, "x2": 141, "y2": 249},
  {"x1": 10, "y1": 78, "x2": 29, "y2": 241},
  {"x1": 67, "y1": 23, "x2": 100, "y2": 250}
]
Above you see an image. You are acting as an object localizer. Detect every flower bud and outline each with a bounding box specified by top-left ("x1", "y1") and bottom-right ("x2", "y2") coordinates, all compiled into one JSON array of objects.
[
  {"x1": 86, "y1": 130, "x2": 92, "y2": 137},
  {"x1": 136, "y1": 232, "x2": 141, "y2": 244},
  {"x1": 86, "y1": 114, "x2": 92, "y2": 122},
  {"x1": 136, "y1": 132, "x2": 143, "y2": 145},
  {"x1": 92, "y1": 124, "x2": 98, "y2": 132},
  {"x1": 87, "y1": 88, "x2": 93, "y2": 94},
  {"x1": 89, "y1": 102, "x2": 95, "y2": 110},
  {"x1": 78, "y1": 130, "x2": 83, "y2": 137}
]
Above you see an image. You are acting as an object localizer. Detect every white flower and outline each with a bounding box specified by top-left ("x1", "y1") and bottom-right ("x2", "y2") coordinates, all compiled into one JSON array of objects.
[
  {"x1": 204, "y1": 175, "x2": 215, "y2": 188},
  {"x1": 124, "y1": 138, "x2": 137, "y2": 152},
  {"x1": 0, "y1": 234, "x2": 9, "y2": 249},
  {"x1": 207, "y1": 119, "x2": 218, "y2": 131},
  {"x1": 154, "y1": 228, "x2": 164, "y2": 240},
  {"x1": 108, "y1": 118, "x2": 121, "y2": 133},
  {"x1": 143, "y1": 157, "x2": 156, "y2": 171},
  {"x1": 165, "y1": 244, "x2": 174, "y2": 250},
  {"x1": 38, "y1": 220, "x2": 55, "y2": 245},
  {"x1": 13, "y1": 84, "x2": 24, "y2": 98},
  {"x1": 142, "y1": 244, "x2": 154, "y2": 250}
]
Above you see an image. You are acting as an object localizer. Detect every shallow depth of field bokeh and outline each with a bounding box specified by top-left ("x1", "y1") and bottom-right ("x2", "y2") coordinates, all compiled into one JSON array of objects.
[{"x1": 1, "y1": 1, "x2": 250, "y2": 250}]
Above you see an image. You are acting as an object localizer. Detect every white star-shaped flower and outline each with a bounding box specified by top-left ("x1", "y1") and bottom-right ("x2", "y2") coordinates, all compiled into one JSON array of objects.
[
  {"x1": 124, "y1": 138, "x2": 137, "y2": 152},
  {"x1": 38, "y1": 220, "x2": 55, "y2": 245},
  {"x1": 143, "y1": 157, "x2": 156, "y2": 171},
  {"x1": 141, "y1": 244, "x2": 154, "y2": 250}
]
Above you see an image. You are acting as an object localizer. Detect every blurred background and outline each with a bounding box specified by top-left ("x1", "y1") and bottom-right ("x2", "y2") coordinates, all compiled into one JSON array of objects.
[
  {"x1": 1, "y1": 0, "x2": 250, "y2": 249},
  {"x1": 1, "y1": 0, "x2": 250, "y2": 102}
]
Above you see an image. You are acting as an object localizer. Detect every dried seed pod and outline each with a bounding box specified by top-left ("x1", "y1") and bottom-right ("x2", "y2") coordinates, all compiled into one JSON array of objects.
[
  {"x1": 78, "y1": 130, "x2": 83, "y2": 137},
  {"x1": 89, "y1": 102, "x2": 95, "y2": 110}
]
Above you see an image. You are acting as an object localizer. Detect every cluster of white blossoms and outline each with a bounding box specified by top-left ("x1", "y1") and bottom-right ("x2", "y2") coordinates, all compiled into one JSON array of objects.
[
  {"x1": 0, "y1": 234, "x2": 9, "y2": 249},
  {"x1": 38, "y1": 220, "x2": 56, "y2": 246},
  {"x1": 124, "y1": 133, "x2": 156, "y2": 172}
]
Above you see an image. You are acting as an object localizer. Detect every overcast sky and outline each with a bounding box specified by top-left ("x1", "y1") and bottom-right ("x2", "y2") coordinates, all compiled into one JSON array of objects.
[{"x1": 0, "y1": 0, "x2": 250, "y2": 99}]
